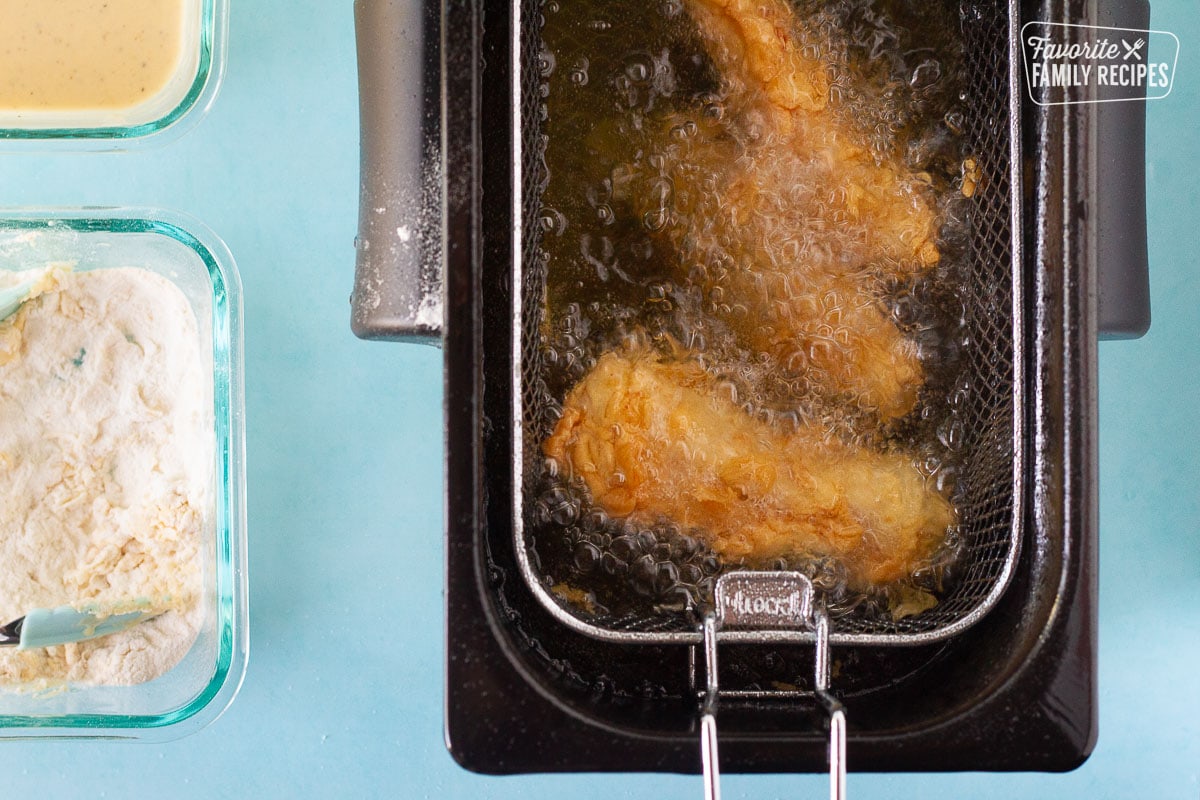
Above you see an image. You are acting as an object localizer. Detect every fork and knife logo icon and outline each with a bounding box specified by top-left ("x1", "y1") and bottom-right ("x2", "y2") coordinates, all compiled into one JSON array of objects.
[{"x1": 1121, "y1": 37, "x2": 1146, "y2": 61}]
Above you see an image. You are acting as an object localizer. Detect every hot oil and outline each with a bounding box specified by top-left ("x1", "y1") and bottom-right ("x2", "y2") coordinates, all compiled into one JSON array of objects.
[{"x1": 527, "y1": 0, "x2": 973, "y2": 625}]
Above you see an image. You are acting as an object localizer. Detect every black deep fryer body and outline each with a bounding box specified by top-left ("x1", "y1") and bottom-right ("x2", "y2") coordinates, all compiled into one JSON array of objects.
[{"x1": 352, "y1": 0, "x2": 1152, "y2": 775}]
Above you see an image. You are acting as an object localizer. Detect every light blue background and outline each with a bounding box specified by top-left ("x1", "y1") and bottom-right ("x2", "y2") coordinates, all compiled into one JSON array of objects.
[{"x1": 0, "y1": 2, "x2": 1195, "y2": 797}]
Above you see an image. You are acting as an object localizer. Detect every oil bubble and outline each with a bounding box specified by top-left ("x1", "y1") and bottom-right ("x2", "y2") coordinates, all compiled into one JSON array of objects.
[{"x1": 573, "y1": 541, "x2": 602, "y2": 572}]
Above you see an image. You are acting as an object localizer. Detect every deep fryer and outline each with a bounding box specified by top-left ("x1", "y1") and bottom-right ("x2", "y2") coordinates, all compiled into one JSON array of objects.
[{"x1": 350, "y1": 0, "x2": 1152, "y2": 782}]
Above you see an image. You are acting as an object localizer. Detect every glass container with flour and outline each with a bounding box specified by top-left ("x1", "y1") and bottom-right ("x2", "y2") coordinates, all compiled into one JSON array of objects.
[{"x1": 0, "y1": 209, "x2": 247, "y2": 740}]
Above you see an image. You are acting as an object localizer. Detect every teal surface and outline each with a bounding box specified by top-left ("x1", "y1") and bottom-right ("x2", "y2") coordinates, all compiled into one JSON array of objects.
[{"x1": 0, "y1": 1, "x2": 1196, "y2": 797}]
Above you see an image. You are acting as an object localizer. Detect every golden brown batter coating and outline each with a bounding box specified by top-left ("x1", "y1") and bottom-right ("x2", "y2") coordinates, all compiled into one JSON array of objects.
[
  {"x1": 681, "y1": 0, "x2": 941, "y2": 269},
  {"x1": 609, "y1": 0, "x2": 946, "y2": 419},
  {"x1": 683, "y1": 0, "x2": 831, "y2": 120},
  {"x1": 733, "y1": 270, "x2": 924, "y2": 421},
  {"x1": 543, "y1": 349, "x2": 953, "y2": 586},
  {"x1": 648, "y1": 129, "x2": 926, "y2": 418}
]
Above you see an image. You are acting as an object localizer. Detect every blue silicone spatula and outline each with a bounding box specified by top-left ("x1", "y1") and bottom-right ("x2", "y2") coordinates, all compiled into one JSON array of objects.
[
  {"x1": 0, "y1": 275, "x2": 39, "y2": 322},
  {"x1": 0, "y1": 605, "x2": 159, "y2": 650},
  {"x1": 0, "y1": 267, "x2": 57, "y2": 322}
]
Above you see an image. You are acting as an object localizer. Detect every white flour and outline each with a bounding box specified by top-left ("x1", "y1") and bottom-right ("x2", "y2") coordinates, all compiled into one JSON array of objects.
[{"x1": 0, "y1": 267, "x2": 209, "y2": 687}]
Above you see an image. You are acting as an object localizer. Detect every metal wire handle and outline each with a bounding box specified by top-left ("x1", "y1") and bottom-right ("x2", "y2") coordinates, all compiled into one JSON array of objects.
[
  {"x1": 814, "y1": 613, "x2": 847, "y2": 800},
  {"x1": 701, "y1": 613, "x2": 721, "y2": 800},
  {"x1": 699, "y1": 573, "x2": 846, "y2": 800}
]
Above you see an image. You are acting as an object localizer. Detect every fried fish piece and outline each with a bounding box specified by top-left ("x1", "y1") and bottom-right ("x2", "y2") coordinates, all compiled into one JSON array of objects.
[
  {"x1": 611, "y1": 0, "x2": 942, "y2": 418},
  {"x1": 647, "y1": 131, "x2": 925, "y2": 418},
  {"x1": 681, "y1": 0, "x2": 829, "y2": 122},
  {"x1": 732, "y1": 269, "x2": 924, "y2": 421},
  {"x1": 680, "y1": 0, "x2": 941, "y2": 269},
  {"x1": 543, "y1": 349, "x2": 953, "y2": 586}
]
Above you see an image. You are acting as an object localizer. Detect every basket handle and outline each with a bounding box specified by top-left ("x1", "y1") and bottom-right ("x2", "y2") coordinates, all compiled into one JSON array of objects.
[
  {"x1": 1095, "y1": 0, "x2": 1151, "y2": 339},
  {"x1": 351, "y1": 0, "x2": 444, "y2": 343},
  {"x1": 701, "y1": 574, "x2": 847, "y2": 800}
]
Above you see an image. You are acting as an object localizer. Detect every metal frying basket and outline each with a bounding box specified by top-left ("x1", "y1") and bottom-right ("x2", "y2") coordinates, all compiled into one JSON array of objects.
[
  {"x1": 513, "y1": 0, "x2": 1023, "y2": 646},
  {"x1": 509, "y1": 0, "x2": 1023, "y2": 793}
]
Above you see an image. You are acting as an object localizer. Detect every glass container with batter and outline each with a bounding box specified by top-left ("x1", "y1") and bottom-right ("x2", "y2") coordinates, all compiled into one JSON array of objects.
[{"x1": 0, "y1": 0, "x2": 228, "y2": 145}]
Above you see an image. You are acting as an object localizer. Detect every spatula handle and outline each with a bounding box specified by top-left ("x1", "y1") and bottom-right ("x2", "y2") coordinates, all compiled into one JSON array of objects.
[{"x1": 0, "y1": 606, "x2": 158, "y2": 650}]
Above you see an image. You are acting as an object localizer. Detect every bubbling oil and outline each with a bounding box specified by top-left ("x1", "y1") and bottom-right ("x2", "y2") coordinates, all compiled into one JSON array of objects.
[{"x1": 528, "y1": 0, "x2": 974, "y2": 624}]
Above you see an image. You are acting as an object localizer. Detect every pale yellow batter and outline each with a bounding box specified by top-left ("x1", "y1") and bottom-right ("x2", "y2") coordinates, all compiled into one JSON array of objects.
[{"x1": 0, "y1": 0, "x2": 189, "y2": 112}]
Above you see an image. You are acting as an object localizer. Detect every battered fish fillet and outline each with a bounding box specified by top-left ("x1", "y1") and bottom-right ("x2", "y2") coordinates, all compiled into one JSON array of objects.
[
  {"x1": 681, "y1": 0, "x2": 941, "y2": 269},
  {"x1": 614, "y1": 0, "x2": 943, "y2": 418},
  {"x1": 652, "y1": 131, "x2": 924, "y2": 418},
  {"x1": 733, "y1": 269, "x2": 924, "y2": 421},
  {"x1": 543, "y1": 350, "x2": 954, "y2": 586}
]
